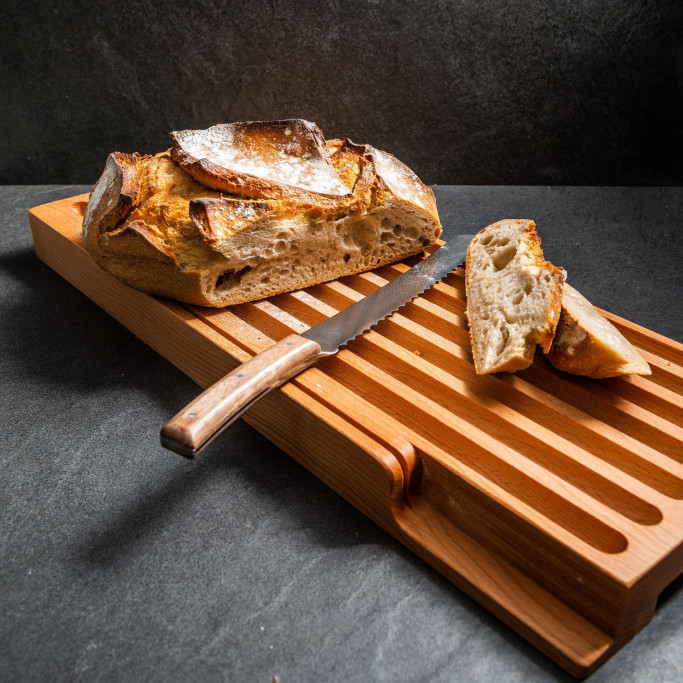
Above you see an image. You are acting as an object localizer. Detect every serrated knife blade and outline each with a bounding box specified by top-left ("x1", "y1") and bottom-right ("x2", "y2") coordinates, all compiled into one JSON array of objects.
[{"x1": 161, "y1": 234, "x2": 474, "y2": 458}]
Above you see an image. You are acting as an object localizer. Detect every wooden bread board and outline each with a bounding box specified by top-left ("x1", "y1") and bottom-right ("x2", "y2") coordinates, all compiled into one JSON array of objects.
[{"x1": 29, "y1": 194, "x2": 683, "y2": 678}]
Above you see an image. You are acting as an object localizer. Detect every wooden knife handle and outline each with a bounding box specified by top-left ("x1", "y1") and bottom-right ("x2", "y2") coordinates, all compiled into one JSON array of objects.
[{"x1": 160, "y1": 334, "x2": 322, "y2": 458}]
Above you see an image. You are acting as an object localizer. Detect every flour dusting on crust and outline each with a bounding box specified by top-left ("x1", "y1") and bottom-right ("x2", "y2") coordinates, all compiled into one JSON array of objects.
[{"x1": 171, "y1": 120, "x2": 352, "y2": 197}]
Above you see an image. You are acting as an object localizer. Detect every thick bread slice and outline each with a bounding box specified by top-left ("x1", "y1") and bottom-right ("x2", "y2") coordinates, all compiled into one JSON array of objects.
[
  {"x1": 82, "y1": 120, "x2": 442, "y2": 307},
  {"x1": 547, "y1": 283, "x2": 651, "y2": 378},
  {"x1": 465, "y1": 219, "x2": 564, "y2": 374}
]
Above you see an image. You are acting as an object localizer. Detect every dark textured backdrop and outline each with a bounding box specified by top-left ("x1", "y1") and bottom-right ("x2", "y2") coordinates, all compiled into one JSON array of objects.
[{"x1": 3, "y1": 0, "x2": 682, "y2": 186}]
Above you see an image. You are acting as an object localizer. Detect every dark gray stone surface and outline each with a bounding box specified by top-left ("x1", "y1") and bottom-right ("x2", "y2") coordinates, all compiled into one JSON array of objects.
[
  {"x1": 1, "y1": 185, "x2": 681, "y2": 682},
  {"x1": 2, "y1": 1, "x2": 682, "y2": 186}
]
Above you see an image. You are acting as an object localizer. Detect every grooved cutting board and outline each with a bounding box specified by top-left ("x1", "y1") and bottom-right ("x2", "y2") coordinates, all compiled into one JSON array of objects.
[{"x1": 29, "y1": 195, "x2": 683, "y2": 678}]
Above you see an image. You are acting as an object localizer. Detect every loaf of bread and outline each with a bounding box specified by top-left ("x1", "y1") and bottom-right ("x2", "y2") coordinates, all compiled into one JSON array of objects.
[
  {"x1": 82, "y1": 119, "x2": 442, "y2": 307},
  {"x1": 465, "y1": 219, "x2": 564, "y2": 374},
  {"x1": 547, "y1": 283, "x2": 651, "y2": 378}
]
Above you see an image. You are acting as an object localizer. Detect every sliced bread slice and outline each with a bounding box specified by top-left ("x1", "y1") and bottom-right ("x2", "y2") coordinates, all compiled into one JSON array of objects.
[
  {"x1": 465, "y1": 219, "x2": 564, "y2": 374},
  {"x1": 547, "y1": 283, "x2": 651, "y2": 378}
]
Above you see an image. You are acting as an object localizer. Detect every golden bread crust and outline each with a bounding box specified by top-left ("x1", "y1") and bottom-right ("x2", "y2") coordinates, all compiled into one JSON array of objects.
[
  {"x1": 547, "y1": 283, "x2": 651, "y2": 378},
  {"x1": 82, "y1": 152, "x2": 140, "y2": 256},
  {"x1": 170, "y1": 119, "x2": 353, "y2": 203}
]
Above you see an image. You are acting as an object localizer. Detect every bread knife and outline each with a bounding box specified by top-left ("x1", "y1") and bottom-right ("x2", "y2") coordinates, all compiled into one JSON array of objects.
[{"x1": 161, "y1": 234, "x2": 474, "y2": 458}]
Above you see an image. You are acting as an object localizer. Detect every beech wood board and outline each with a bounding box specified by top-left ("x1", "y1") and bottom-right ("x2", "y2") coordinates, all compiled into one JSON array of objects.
[{"x1": 29, "y1": 195, "x2": 683, "y2": 678}]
